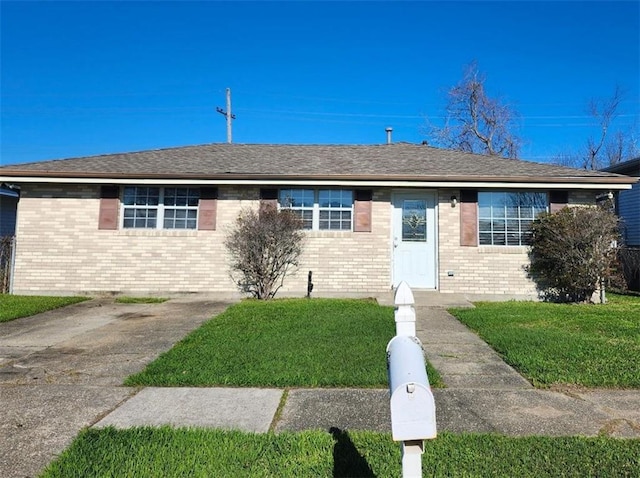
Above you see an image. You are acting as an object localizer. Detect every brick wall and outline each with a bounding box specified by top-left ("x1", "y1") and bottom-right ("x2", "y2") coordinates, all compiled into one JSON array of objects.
[
  {"x1": 12, "y1": 184, "x2": 392, "y2": 296},
  {"x1": 280, "y1": 189, "x2": 391, "y2": 296},
  {"x1": 12, "y1": 183, "x2": 599, "y2": 297}
]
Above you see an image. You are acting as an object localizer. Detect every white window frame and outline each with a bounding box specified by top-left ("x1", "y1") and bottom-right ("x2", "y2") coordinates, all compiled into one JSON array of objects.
[
  {"x1": 279, "y1": 188, "x2": 354, "y2": 231},
  {"x1": 478, "y1": 191, "x2": 548, "y2": 246},
  {"x1": 121, "y1": 186, "x2": 200, "y2": 230}
]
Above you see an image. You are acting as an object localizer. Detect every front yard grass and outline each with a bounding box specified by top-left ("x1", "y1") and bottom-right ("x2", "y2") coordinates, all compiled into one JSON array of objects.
[
  {"x1": 125, "y1": 298, "x2": 443, "y2": 388},
  {"x1": 0, "y1": 295, "x2": 89, "y2": 323},
  {"x1": 449, "y1": 294, "x2": 640, "y2": 388},
  {"x1": 41, "y1": 427, "x2": 640, "y2": 478}
]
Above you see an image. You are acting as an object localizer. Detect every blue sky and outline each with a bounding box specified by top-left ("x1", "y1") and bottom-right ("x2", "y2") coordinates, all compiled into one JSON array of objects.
[{"x1": 1, "y1": 1, "x2": 639, "y2": 165}]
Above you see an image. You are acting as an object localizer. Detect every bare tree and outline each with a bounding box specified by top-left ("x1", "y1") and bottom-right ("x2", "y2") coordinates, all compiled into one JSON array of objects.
[
  {"x1": 427, "y1": 61, "x2": 521, "y2": 159},
  {"x1": 553, "y1": 87, "x2": 639, "y2": 170},
  {"x1": 585, "y1": 86, "x2": 623, "y2": 170},
  {"x1": 225, "y1": 206, "x2": 304, "y2": 300}
]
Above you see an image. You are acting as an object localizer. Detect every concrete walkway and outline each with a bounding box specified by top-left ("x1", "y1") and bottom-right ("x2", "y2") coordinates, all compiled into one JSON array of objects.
[{"x1": 2, "y1": 295, "x2": 639, "y2": 478}]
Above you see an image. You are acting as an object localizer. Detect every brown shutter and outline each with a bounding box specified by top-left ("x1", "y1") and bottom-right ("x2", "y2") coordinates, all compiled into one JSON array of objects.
[
  {"x1": 98, "y1": 186, "x2": 119, "y2": 230},
  {"x1": 260, "y1": 188, "x2": 278, "y2": 216},
  {"x1": 198, "y1": 187, "x2": 218, "y2": 230},
  {"x1": 354, "y1": 189, "x2": 372, "y2": 232},
  {"x1": 549, "y1": 190, "x2": 569, "y2": 213},
  {"x1": 460, "y1": 190, "x2": 478, "y2": 247}
]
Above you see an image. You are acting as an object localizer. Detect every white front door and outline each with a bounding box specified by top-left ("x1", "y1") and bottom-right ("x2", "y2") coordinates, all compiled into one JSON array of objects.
[{"x1": 392, "y1": 192, "x2": 437, "y2": 289}]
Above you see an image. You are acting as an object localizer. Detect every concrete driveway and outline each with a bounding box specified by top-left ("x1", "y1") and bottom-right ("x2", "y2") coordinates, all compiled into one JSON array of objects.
[{"x1": 0, "y1": 297, "x2": 231, "y2": 478}]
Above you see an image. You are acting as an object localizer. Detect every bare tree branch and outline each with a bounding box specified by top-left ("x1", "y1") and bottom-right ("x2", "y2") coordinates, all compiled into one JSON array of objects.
[
  {"x1": 427, "y1": 61, "x2": 521, "y2": 159},
  {"x1": 585, "y1": 86, "x2": 624, "y2": 169}
]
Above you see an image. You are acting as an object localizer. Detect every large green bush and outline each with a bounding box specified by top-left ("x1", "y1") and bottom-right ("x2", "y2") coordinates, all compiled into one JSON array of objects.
[{"x1": 527, "y1": 206, "x2": 620, "y2": 303}]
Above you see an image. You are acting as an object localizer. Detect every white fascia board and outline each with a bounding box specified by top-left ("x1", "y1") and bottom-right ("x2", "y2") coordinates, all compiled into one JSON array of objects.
[{"x1": 0, "y1": 176, "x2": 633, "y2": 190}]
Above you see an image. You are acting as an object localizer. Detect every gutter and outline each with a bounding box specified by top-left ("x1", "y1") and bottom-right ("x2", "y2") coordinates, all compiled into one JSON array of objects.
[{"x1": 0, "y1": 175, "x2": 634, "y2": 190}]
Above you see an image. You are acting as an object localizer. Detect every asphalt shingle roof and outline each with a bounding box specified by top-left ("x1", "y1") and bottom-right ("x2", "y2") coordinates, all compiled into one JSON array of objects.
[{"x1": 0, "y1": 143, "x2": 633, "y2": 184}]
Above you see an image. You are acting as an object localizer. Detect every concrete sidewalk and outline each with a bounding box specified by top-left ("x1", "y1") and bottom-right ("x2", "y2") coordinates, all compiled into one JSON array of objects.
[
  {"x1": 95, "y1": 303, "x2": 640, "y2": 439},
  {"x1": 95, "y1": 386, "x2": 640, "y2": 438}
]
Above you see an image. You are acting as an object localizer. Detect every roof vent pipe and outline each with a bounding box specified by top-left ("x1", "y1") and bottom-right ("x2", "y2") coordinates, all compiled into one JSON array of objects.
[{"x1": 385, "y1": 127, "x2": 393, "y2": 144}]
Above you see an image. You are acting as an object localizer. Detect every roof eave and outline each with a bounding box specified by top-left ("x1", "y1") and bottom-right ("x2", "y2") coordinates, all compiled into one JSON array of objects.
[
  {"x1": 1, "y1": 171, "x2": 635, "y2": 190},
  {"x1": 0, "y1": 170, "x2": 636, "y2": 184}
]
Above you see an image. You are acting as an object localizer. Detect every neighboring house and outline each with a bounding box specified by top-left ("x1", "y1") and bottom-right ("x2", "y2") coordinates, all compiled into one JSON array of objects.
[
  {"x1": 0, "y1": 186, "x2": 19, "y2": 237},
  {"x1": 0, "y1": 143, "x2": 634, "y2": 297},
  {"x1": 602, "y1": 157, "x2": 640, "y2": 247}
]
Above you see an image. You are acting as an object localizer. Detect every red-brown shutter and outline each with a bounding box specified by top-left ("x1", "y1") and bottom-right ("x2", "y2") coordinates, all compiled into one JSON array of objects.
[
  {"x1": 260, "y1": 188, "x2": 278, "y2": 216},
  {"x1": 460, "y1": 190, "x2": 478, "y2": 247},
  {"x1": 354, "y1": 190, "x2": 372, "y2": 232},
  {"x1": 549, "y1": 190, "x2": 569, "y2": 213},
  {"x1": 98, "y1": 186, "x2": 119, "y2": 230},
  {"x1": 198, "y1": 187, "x2": 218, "y2": 230}
]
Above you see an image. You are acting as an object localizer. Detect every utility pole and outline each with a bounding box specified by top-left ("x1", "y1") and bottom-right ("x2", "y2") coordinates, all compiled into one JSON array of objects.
[{"x1": 216, "y1": 88, "x2": 235, "y2": 143}]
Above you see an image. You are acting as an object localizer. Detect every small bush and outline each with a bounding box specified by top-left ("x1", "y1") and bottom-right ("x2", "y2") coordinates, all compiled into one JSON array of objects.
[
  {"x1": 527, "y1": 206, "x2": 620, "y2": 303},
  {"x1": 224, "y1": 206, "x2": 304, "y2": 299}
]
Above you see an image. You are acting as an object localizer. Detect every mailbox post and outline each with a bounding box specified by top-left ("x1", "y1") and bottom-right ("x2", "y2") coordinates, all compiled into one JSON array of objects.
[{"x1": 387, "y1": 281, "x2": 437, "y2": 477}]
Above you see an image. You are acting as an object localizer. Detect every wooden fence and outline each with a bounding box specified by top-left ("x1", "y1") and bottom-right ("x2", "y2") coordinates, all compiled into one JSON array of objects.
[{"x1": 0, "y1": 236, "x2": 15, "y2": 293}]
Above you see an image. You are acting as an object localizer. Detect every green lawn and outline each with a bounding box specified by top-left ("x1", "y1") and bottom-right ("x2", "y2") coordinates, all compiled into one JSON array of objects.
[
  {"x1": 125, "y1": 298, "x2": 443, "y2": 388},
  {"x1": 0, "y1": 295, "x2": 89, "y2": 323},
  {"x1": 449, "y1": 294, "x2": 640, "y2": 388},
  {"x1": 41, "y1": 427, "x2": 640, "y2": 478}
]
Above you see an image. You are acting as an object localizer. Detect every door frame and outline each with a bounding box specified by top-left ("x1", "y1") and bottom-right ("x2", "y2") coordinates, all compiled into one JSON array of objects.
[{"x1": 390, "y1": 189, "x2": 439, "y2": 290}]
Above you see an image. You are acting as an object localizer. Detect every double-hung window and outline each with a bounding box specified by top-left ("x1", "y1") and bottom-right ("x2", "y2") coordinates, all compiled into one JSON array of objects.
[
  {"x1": 478, "y1": 192, "x2": 547, "y2": 246},
  {"x1": 279, "y1": 189, "x2": 353, "y2": 231},
  {"x1": 279, "y1": 189, "x2": 315, "y2": 229},
  {"x1": 122, "y1": 186, "x2": 200, "y2": 229}
]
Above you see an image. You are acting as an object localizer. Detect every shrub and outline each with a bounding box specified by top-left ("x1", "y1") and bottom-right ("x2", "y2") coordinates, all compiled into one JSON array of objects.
[
  {"x1": 224, "y1": 206, "x2": 304, "y2": 299},
  {"x1": 527, "y1": 206, "x2": 620, "y2": 303}
]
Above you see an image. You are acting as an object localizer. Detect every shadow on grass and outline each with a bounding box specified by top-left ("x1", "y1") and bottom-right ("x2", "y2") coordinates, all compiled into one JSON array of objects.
[{"x1": 330, "y1": 427, "x2": 375, "y2": 477}]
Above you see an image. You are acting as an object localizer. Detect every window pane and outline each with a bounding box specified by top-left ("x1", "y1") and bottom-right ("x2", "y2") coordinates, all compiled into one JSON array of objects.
[
  {"x1": 507, "y1": 233, "x2": 521, "y2": 246},
  {"x1": 478, "y1": 219, "x2": 492, "y2": 232},
  {"x1": 301, "y1": 210, "x2": 313, "y2": 229},
  {"x1": 493, "y1": 233, "x2": 506, "y2": 245},
  {"x1": 402, "y1": 199, "x2": 427, "y2": 242},
  {"x1": 123, "y1": 187, "x2": 135, "y2": 205},
  {"x1": 478, "y1": 204, "x2": 492, "y2": 218},
  {"x1": 479, "y1": 232, "x2": 492, "y2": 245}
]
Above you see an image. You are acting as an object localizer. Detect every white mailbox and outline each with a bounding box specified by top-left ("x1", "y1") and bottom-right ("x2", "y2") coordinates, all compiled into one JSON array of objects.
[{"x1": 386, "y1": 335, "x2": 437, "y2": 441}]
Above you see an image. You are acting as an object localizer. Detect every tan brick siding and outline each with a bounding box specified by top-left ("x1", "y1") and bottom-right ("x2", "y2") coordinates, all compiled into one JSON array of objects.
[
  {"x1": 13, "y1": 185, "x2": 392, "y2": 296},
  {"x1": 12, "y1": 184, "x2": 599, "y2": 297},
  {"x1": 280, "y1": 189, "x2": 392, "y2": 296}
]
